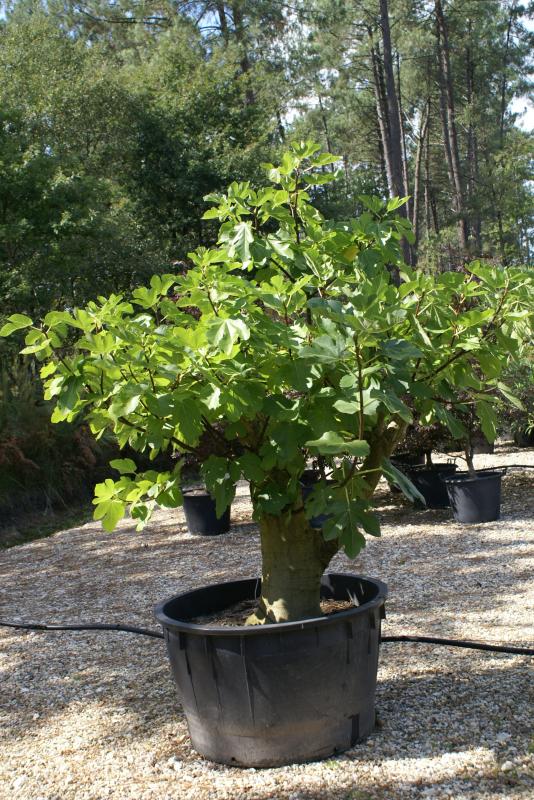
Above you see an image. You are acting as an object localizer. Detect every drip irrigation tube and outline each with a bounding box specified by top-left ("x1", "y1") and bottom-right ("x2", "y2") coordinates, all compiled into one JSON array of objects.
[
  {"x1": 1, "y1": 620, "x2": 533, "y2": 655},
  {"x1": 380, "y1": 634, "x2": 534, "y2": 655},
  {"x1": 0, "y1": 620, "x2": 164, "y2": 639}
]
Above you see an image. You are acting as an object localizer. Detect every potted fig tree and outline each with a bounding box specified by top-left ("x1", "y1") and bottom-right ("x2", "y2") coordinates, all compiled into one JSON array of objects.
[
  {"x1": 3, "y1": 142, "x2": 532, "y2": 767},
  {"x1": 442, "y1": 405, "x2": 510, "y2": 524}
]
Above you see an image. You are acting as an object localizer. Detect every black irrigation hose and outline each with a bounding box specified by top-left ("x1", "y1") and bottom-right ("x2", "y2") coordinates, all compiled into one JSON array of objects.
[
  {"x1": 381, "y1": 635, "x2": 534, "y2": 656},
  {"x1": 0, "y1": 620, "x2": 164, "y2": 639},
  {"x1": 1, "y1": 620, "x2": 533, "y2": 655},
  {"x1": 494, "y1": 464, "x2": 534, "y2": 470}
]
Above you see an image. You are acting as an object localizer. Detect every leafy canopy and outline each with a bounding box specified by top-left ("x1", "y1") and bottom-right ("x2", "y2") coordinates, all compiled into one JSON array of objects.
[{"x1": 4, "y1": 142, "x2": 532, "y2": 556}]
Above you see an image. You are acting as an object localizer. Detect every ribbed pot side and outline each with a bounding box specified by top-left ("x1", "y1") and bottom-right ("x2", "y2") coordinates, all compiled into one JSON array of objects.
[{"x1": 154, "y1": 573, "x2": 387, "y2": 767}]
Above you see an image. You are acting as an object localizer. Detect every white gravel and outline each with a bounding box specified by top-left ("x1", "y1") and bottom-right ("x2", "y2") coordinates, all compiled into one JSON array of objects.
[{"x1": 0, "y1": 446, "x2": 533, "y2": 799}]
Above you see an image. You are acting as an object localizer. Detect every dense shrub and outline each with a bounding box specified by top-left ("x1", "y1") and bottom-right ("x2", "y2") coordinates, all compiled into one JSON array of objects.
[{"x1": 0, "y1": 357, "x2": 115, "y2": 521}]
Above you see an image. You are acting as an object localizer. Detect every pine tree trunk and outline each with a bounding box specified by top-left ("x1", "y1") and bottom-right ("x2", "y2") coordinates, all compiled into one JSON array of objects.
[
  {"x1": 232, "y1": 2, "x2": 255, "y2": 106},
  {"x1": 369, "y1": 35, "x2": 394, "y2": 195},
  {"x1": 466, "y1": 29, "x2": 481, "y2": 254},
  {"x1": 216, "y1": 2, "x2": 229, "y2": 44},
  {"x1": 377, "y1": 0, "x2": 412, "y2": 266},
  {"x1": 396, "y1": 52, "x2": 411, "y2": 221},
  {"x1": 379, "y1": 0, "x2": 406, "y2": 201},
  {"x1": 435, "y1": 0, "x2": 469, "y2": 252},
  {"x1": 413, "y1": 99, "x2": 431, "y2": 254},
  {"x1": 500, "y1": 3, "x2": 516, "y2": 147}
]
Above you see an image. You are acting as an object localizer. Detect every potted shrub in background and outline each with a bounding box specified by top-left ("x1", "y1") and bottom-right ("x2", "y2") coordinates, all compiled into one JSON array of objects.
[
  {"x1": 442, "y1": 407, "x2": 507, "y2": 524},
  {"x1": 390, "y1": 421, "x2": 457, "y2": 508},
  {"x1": 180, "y1": 441, "x2": 232, "y2": 536},
  {"x1": 498, "y1": 361, "x2": 534, "y2": 447},
  {"x1": 3, "y1": 143, "x2": 532, "y2": 767}
]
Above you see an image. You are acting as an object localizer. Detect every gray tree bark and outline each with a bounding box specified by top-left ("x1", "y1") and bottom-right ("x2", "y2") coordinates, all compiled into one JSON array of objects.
[{"x1": 435, "y1": 0, "x2": 469, "y2": 252}]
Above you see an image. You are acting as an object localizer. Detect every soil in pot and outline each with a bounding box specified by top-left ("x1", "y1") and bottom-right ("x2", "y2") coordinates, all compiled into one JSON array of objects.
[
  {"x1": 182, "y1": 489, "x2": 231, "y2": 535},
  {"x1": 405, "y1": 462, "x2": 458, "y2": 509},
  {"x1": 443, "y1": 469, "x2": 504, "y2": 523},
  {"x1": 154, "y1": 573, "x2": 387, "y2": 768}
]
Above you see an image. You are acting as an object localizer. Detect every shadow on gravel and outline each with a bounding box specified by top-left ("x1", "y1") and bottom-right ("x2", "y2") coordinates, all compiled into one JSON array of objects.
[{"x1": 0, "y1": 632, "x2": 531, "y2": 755}]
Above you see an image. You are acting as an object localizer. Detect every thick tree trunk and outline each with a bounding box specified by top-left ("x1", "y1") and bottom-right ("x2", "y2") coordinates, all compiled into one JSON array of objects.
[
  {"x1": 248, "y1": 510, "x2": 339, "y2": 624},
  {"x1": 247, "y1": 418, "x2": 407, "y2": 625},
  {"x1": 435, "y1": 0, "x2": 469, "y2": 252}
]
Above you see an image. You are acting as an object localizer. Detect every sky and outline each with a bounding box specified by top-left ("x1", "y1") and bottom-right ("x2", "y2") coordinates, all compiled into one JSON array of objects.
[{"x1": 510, "y1": 97, "x2": 534, "y2": 131}]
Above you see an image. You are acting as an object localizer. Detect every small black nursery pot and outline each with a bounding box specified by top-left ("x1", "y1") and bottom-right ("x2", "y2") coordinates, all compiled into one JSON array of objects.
[
  {"x1": 388, "y1": 453, "x2": 425, "y2": 493},
  {"x1": 300, "y1": 474, "x2": 335, "y2": 528},
  {"x1": 443, "y1": 469, "x2": 505, "y2": 523},
  {"x1": 406, "y1": 462, "x2": 458, "y2": 509},
  {"x1": 182, "y1": 489, "x2": 231, "y2": 535}
]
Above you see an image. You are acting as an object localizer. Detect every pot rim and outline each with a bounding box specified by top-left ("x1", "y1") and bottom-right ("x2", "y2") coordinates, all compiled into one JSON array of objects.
[
  {"x1": 407, "y1": 462, "x2": 457, "y2": 474},
  {"x1": 154, "y1": 573, "x2": 387, "y2": 637},
  {"x1": 443, "y1": 468, "x2": 505, "y2": 485}
]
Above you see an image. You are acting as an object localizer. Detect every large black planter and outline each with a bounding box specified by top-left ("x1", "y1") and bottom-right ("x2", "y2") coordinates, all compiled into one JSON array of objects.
[
  {"x1": 405, "y1": 462, "x2": 458, "y2": 509},
  {"x1": 388, "y1": 453, "x2": 425, "y2": 493},
  {"x1": 182, "y1": 490, "x2": 231, "y2": 535},
  {"x1": 470, "y1": 434, "x2": 495, "y2": 455},
  {"x1": 154, "y1": 573, "x2": 387, "y2": 767},
  {"x1": 514, "y1": 428, "x2": 534, "y2": 447},
  {"x1": 391, "y1": 452, "x2": 425, "y2": 468},
  {"x1": 443, "y1": 469, "x2": 505, "y2": 523}
]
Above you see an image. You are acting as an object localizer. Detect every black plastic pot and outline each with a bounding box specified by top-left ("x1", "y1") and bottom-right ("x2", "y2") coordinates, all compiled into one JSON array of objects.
[
  {"x1": 514, "y1": 428, "x2": 534, "y2": 447},
  {"x1": 182, "y1": 490, "x2": 231, "y2": 535},
  {"x1": 388, "y1": 453, "x2": 426, "y2": 493},
  {"x1": 470, "y1": 434, "x2": 495, "y2": 455},
  {"x1": 405, "y1": 462, "x2": 458, "y2": 509},
  {"x1": 443, "y1": 469, "x2": 505, "y2": 523},
  {"x1": 300, "y1": 478, "x2": 335, "y2": 528},
  {"x1": 391, "y1": 452, "x2": 425, "y2": 468},
  {"x1": 154, "y1": 573, "x2": 387, "y2": 767}
]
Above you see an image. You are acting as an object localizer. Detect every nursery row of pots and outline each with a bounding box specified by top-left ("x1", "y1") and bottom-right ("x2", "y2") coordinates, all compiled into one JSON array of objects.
[
  {"x1": 390, "y1": 459, "x2": 504, "y2": 523},
  {"x1": 183, "y1": 462, "x2": 505, "y2": 536}
]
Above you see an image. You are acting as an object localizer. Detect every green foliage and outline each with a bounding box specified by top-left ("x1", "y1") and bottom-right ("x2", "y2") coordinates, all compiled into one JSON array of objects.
[
  {"x1": 497, "y1": 358, "x2": 534, "y2": 440},
  {"x1": 5, "y1": 145, "x2": 532, "y2": 558},
  {"x1": 0, "y1": 10, "x2": 283, "y2": 316},
  {"x1": 0, "y1": 356, "x2": 114, "y2": 520}
]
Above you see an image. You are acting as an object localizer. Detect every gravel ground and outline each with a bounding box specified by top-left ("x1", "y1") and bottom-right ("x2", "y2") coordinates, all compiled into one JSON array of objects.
[{"x1": 0, "y1": 446, "x2": 533, "y2": 800}]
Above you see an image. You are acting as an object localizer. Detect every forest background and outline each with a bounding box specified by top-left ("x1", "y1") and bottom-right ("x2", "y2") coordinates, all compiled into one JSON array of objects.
[{"x1": 0, "y1": 0, "x2": 532, "y2": 535}]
